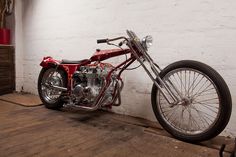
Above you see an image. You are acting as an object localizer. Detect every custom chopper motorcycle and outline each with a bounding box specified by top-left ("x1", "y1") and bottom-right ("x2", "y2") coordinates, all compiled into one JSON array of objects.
[{"x1": 38, "y1": 30, "x2": 232, "y2": 142}]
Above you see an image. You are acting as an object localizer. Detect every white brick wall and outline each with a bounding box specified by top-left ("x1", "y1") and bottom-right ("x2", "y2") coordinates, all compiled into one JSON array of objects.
[
  {"x1": 14, "y1": 0, "x2": 24, "y2": 92},
  {"x1": 16, "y1": 0, "x2": 236, "y2": 136}
]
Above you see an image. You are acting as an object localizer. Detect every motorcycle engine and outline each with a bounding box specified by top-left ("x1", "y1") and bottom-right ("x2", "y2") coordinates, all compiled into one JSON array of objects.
[{"x1": 72, "y1": 63, "x2": 116, "y2": 106}]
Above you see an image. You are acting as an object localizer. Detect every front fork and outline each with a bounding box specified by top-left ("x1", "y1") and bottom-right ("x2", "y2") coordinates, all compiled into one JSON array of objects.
[{"x1": 128, "y1": 46, "x2": 181, "y2": 105}]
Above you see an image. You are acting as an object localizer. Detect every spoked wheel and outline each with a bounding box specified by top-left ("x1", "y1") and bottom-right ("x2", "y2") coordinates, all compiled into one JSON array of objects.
[
  {"x1": 151, "y1": 60, "x2": 232, "y2": 142},
  {"x1": 38, "y1": 68, "x2": 67, "y2": 109}
]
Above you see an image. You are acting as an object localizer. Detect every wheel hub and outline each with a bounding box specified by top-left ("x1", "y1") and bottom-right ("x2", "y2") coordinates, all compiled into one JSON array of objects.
[
  {"x1": 178, "y1": 97, "x2": 193, "y2": 106},
  {"x1": 50, "y1": 76, "x2": 61, "y2": 86}
]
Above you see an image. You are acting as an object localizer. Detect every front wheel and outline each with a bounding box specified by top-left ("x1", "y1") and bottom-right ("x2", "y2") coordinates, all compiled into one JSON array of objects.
[{"x1": 151, "y1": 60, "x2": 232, "y2": 142}]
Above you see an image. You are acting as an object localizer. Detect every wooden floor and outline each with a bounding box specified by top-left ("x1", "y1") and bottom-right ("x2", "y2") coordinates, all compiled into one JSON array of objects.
[{"x1": 0, "y1": 100, "x2": 224, "y2": 157}]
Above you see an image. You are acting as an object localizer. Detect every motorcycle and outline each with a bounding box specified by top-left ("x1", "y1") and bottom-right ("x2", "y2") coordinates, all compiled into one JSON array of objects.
[{"x1": 38, "y1": 30, "x2": 232, "y2": 143}]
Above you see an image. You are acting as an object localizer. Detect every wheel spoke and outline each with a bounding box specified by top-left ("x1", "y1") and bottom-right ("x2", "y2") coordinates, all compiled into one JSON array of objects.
[
  {"x1": 192, "y1": 86, "x2": 215, "y2": 99},
  {"x1": 194, "y1": 102, "x2": 218, "y2": 114},
  {"x1": 187, "y1": 107, "x2": 201, "y2": 131},
  {"x1": 157, "y1": 67, "x2": 220, "y2": 135},
  {"x1": 191, "y1": 75, "x2": 204, "y2": 94},
  {"x1": 196, "y1": 97, "x2": 218, "y2": 103},
  {"x1": 41, "y1": 69, "x2": 64, "y2": 103},
  {"x1": 193, "y1": 100, "x2": 219, "y2": 109}
]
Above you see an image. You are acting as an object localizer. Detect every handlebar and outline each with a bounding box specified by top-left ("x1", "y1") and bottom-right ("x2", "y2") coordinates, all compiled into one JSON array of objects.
[{"x1": 97, "y1": 36, "x2": 128, "y2": 44}]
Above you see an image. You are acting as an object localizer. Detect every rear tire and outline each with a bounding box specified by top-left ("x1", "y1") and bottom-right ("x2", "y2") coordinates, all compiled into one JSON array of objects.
[
  {"x1": 151, "y1": 60, "x2": 232, "y2": 142},
  {"x1": 38, "y1": 68, "x2": 67, "y2": 110}
]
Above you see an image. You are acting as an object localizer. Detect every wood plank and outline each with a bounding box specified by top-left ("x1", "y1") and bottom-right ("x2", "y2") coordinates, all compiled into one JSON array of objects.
[{"x1": 0, "y1": 100, "x2": 233, "y2": 157}]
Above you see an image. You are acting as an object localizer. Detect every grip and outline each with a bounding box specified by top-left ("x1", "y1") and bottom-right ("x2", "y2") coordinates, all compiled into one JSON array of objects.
[{"x1": 97, "y1": 39, "x2": 108, "y2": 44}]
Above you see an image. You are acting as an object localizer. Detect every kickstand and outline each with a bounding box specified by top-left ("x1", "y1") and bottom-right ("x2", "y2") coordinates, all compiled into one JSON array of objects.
[
  {"x1": 219, "y1": 144, "x2": 226, "y2": 157},
  {"x1": 231, "y1": 138, "x2": 236, "y2": 157},
  {"x1": 219, "y1": 138, "x2": 236, "y2": 157}
]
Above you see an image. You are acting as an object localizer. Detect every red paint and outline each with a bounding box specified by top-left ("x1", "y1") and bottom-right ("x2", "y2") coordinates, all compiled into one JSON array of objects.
[
  {"x1": 90, "y1": 49, "x2": 131, "y2": 61},
  {"x1": 40, "y1": 56, "x2": 85, "y2": 88},
  {"x1": 40, "y1": 48, "x2": 134, "y2": 92},
  {"x1": 61, "y1": 64, "x2": 80, "y2": 88},
  {"x1": 40, "y1": 56, "x2": 60, "y2": 67},
  {"x1": 0, "y1": 28, "x2": 10, "y2": 45}
]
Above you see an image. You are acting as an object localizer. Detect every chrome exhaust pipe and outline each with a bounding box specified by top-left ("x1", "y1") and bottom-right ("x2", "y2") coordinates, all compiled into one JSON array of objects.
[
  {"x1": 65, "y1": 103, "x2": 100, "y2": 111},
  {"x1": 52, "y1": 85, "x2": 68, "y2": 91},
  {"x1": 44, "y1": 83, "x2": 68, "y2": 91},
  {"x1": 112, "y1": 79, "x2": 123, "y2": 106}
]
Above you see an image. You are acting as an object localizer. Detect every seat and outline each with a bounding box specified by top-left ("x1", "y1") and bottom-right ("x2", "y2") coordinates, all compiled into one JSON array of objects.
[{"x1": 61, "y1": 59, "x2": 89, "y2": 64}]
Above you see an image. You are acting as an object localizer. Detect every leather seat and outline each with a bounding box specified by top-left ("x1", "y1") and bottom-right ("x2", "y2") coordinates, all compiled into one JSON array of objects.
[{"x1": 61, "y1": 59, "x2": 89, "y2": 64}]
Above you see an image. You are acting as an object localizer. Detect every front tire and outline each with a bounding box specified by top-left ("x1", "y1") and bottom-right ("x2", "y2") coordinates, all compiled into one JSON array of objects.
[
  {"x1": 151, "y1": 60, "x2": 232, "y2": 142},
  {"x1": 38, "y1": 68, "x2": 67, "y2": 110}
]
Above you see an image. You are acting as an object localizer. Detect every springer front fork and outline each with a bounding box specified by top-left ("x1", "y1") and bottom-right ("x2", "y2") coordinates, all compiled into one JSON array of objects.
[{"x1": 128, "y1": 46, "x2": 181, "y2": 106}]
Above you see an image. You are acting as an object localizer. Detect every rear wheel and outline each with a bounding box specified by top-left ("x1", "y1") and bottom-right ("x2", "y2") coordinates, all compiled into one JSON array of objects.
[
  {"x1": 38, "y1": 68, "x2": 67, "y2": 109},
  {"x1": 151, "y1": 60, "x2": 232, "y2": 142}
]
